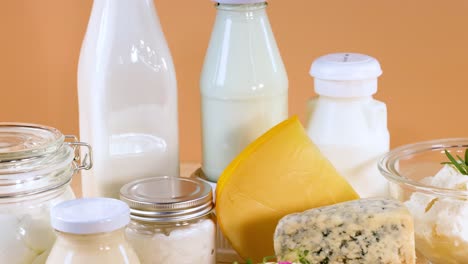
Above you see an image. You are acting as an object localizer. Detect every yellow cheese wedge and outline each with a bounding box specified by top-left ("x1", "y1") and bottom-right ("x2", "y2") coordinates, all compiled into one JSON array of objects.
[{"x1": 216, "y1": 116, "x2": 359, "y2": 262}]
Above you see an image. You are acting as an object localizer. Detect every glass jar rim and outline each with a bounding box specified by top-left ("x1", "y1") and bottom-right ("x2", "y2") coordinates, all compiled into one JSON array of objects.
[
  {"x1": 0, "y1": 123, "x2": 64, "y2": 161},
  {"x1": 0, "y1": 123, "x2": 92, "y2": 198},
  {"x1": 378, "y1": 138, "x2": 468, "y2": 198},
  {"x1": 0, "y1": 145, "x2": 75, "y2": 198}
]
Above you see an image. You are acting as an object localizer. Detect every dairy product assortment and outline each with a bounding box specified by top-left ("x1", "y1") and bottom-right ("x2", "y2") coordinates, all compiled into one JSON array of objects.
[{"x1": 2, "y1": 0, "x2": 468, "y2": 263}]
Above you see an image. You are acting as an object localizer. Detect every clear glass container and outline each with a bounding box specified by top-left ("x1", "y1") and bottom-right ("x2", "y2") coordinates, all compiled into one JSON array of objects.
[
  {"x1": 121, "y1": 176, "x2": 216, "y2": 264},
  {"x1": 379, "y1": 138, "x2": 468, "y2": 264},
  {"x1": 47, "y1": 198, "x2": 139, "y2": 264},
  {"x1": 79, "y1": 0, "x2": 180, "y2": 199},
  {"x1": 200, "y1": 0, "x2": 288, "y2": 183},
  {"x1": 48, "y1": 229, "x2": 139, "y2": 264},
  {"x1": 0, "y1": 123, "x2": 92, "y2": 264}
]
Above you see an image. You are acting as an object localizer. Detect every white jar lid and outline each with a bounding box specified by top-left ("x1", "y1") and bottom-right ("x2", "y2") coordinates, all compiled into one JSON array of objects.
[
  {"x1": 309, "y1": 53, "x2": 382, "y2": 97},
  {"x1": 214, "y1": 0, "x2": 266, "y2": 4},
  {"x1": 51, "y1": 198, "x2": 130, "y2": 234}
]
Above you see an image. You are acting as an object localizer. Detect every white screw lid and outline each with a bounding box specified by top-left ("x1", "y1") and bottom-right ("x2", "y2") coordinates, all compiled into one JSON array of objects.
[
  {"x1": 309, "y1": 53, "x2": 383, "y2": 97},
  {"x1": 214, "y1": 0, "x2": 266, "y2": 4},
  {"x1": 51, "y1": 198, "x2": 130, "y2": 235}
]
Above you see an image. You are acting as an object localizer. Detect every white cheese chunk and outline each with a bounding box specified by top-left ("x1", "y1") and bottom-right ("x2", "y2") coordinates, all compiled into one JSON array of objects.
[
  {"x1": 405, "y1": 164, "x2": 468, "y2": 263},
  {"x1": 274, "y1": 198, "x2": 415, "y2": 264}
]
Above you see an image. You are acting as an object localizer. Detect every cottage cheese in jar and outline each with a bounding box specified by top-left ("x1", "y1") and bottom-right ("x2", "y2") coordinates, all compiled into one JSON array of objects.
[{"x1": 121, "y1": 176, "x2": 216, "y2": 264}]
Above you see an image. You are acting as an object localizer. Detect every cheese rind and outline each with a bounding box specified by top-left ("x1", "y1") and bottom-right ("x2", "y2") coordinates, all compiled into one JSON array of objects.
[{"x1": 274, "y1": 198, "x2": 416, "y2": 264}]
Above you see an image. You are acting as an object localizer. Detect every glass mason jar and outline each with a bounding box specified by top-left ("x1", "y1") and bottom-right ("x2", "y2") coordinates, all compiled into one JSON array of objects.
[
  {"x1": 47, "y1": 198, "x2": 140, "y2": 264},
  {"x1": 0, "y1": 123, "x2": 92, "y2": 264},
  {"x1": 120, "y1": 176, "x2": 216, "y2": 264}
]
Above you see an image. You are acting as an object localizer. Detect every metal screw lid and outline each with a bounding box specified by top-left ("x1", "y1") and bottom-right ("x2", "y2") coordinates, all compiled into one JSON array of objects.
[{"x1": 120, "y1": 176, "x2": 214, "y2": 223}]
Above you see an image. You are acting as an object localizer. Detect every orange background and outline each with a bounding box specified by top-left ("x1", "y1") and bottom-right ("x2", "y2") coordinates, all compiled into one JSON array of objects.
[{"x1": 1, "y1": 0, "x2": 468, "y2": 164}]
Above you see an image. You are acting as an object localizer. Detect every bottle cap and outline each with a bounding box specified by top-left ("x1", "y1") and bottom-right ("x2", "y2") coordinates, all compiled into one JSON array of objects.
[
  {"x1": 214, "y1": 0, "x2": 266, "y2": 4},
  {"x1": 310, "y1": 53, "x2": 382, "y2": 97},
  {"x1": 120, "y1": 176, "x2": 214, "y2": 222},
  {"x1": 51, "y1": 198, "x2": 130, "y2": 234}
]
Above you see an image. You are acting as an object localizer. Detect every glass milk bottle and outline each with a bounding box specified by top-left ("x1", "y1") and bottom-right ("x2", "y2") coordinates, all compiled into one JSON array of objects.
[
  {"x1": 200, "y1": 0, "x2": 288, "y2": 183},
  {"x1": 78, "y1": 0, "x2": 179, "y2": 198},
  {"x1": 46, "y1": 198, "x2": 140, "y2": 264},
  {"x1": 307, "y1": 53, "x2": 390, "y2": 198}
]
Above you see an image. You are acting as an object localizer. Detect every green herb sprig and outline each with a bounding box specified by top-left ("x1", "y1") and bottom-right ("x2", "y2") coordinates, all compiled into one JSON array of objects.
[{"x1": 442, "y1": 149, "x2": 468, "y2": 175}]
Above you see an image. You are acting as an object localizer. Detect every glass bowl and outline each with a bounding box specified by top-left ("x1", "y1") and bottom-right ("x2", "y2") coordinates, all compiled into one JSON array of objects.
[{"x1": 379, "y1": 138, "x2": 468, "y2": 264}]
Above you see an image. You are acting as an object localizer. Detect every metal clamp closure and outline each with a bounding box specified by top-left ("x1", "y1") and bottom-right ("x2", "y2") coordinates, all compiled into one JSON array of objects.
[{"x1": 65, "y1": 135, "x2": 93, "y2": 171}]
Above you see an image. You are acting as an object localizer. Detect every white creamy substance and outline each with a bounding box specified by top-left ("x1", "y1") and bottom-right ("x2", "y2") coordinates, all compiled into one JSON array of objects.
[
  {"x1": 126, "y1": 219, "x2": 216, "y2": 264},
  {"x1": 0, "y1": 186, "x2": 74, "y2": 264},
  {"x1": 200, "y1": 3, "x2": 288, "y2": 182},
  {"x1": 46, "y1": 229, "x2": 140, "y2": 264},
  {"x1": 79, "y1": 0, "x2": 179, "y2": 198},
  {"x1": 405, "y1": 165, "x2": 468, "y2": 264}
]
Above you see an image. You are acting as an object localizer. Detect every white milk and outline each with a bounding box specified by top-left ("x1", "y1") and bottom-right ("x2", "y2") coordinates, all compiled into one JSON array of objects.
[
  {"x1": 78, "y1": 0, "x2": 179, "y2": 198},
  {"x1": 307, "y1": 53, "x2": 390, "y2": 198},
  {"x1": 201, "y1": 1, "x2": 288, "y2": 182}
]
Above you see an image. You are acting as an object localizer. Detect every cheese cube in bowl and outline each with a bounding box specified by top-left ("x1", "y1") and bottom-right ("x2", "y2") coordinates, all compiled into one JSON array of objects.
[{"x1": 379, "y1": 138, "x2": 468, "y2": 264}]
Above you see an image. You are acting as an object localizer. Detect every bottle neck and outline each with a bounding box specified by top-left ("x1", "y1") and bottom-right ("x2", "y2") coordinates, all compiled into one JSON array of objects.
[
  {"x1": 314, "y1": 79, "x2": 378, "y2": 99},
  {"x1": 317, "y1": 95, "x2": 373, "y2": 102},
  {"x1": 90, "y1": 0, "x2": 157, "y2": 20},
  {"x1": 216, "y1": 2, "x2": 267, "y2": 11},
  {"x1": 215, "y1": 2, "x2": 268, "y2": 18}
]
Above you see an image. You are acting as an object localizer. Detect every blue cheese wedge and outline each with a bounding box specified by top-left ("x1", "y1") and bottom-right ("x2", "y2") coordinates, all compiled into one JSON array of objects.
[{"x1": 274, "y1": 198, "x2": 415, "y2": 264}]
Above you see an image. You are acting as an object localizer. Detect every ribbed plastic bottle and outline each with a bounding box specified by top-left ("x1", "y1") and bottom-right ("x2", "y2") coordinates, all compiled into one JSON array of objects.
[{"x1": 307, "y1": 53, "x2": 390, "y2": 198}]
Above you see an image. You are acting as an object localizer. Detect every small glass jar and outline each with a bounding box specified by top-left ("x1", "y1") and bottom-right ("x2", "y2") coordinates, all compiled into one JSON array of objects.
[
  {"x1": 47, "y1": 198, "x2": 140, "y2": 264},
  {"x1": 120, "y1": 176, "x2": 216, "y2": 264},
  {"x1": 0, "y1": 123, "x2": 92, "y2": 264}
]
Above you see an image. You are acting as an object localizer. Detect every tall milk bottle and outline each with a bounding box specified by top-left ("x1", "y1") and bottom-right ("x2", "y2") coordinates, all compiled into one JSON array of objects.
[
  {"x1": 307, "y1": 53, "x2": 390, "y2": 197},
  {"x1": 78, "y1": 0, "x2": 179, "y2": 198},
  {"x1": 200, "y1": 0, "x2": 288, "y2": 183}
]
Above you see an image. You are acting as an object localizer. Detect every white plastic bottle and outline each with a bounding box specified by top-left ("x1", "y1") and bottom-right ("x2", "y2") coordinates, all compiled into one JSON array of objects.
[
  {"x1": 78, "y1": 0, "x2": 179, "y2": 198},
  {"x1": 200, "y1": 0, "x2": 288, "y2": 182},
  {"x1": 307, "y1": 53, "x2": 390, "y2": 198}
]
